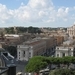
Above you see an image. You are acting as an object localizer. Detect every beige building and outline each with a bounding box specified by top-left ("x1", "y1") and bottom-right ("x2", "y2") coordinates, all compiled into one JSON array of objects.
[
  {"x1": 4, "y1": 34, "x2": 24, "y2": 45},
  {"x1": 55, "y1": 40, "x2": 75, "y2": 57},
  {"x1": 17, "y1": 38, "x2": 46, "y2": 61},
  {"x1": 67, "y1": 25, "x2": 75, "y2": 37},
  {"x1": 55, "y1": 46, "x2": 75, "y2": 57},
  {"x1": 41, "y1": 37, "x2": 57, "y2": 56}
]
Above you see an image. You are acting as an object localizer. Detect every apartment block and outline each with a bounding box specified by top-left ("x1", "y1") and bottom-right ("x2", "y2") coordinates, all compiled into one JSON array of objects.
[
  {"x1": 4, "y1": 34, "x2": 23, "y2": 45},
  {"x1": 41, "y1": 37, "x2": 57, "y2": 56},
  {"x1": 54, "y1": 36, "x2": 64, "y2": 46},
  {"x1": 55, "y1": 40, "x2": 75, "y2": 57},
  {"x1": 17, "y1": 38, "x2": 46, "y2": 61},
  {"x1": 67, "y1": 25, "x2": 75, "y2": 37}
]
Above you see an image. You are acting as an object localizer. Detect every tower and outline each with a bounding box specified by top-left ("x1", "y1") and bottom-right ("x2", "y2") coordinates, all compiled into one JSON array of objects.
[{"x1": 14, "y1": 26, "x2": 17, "y2": 34}]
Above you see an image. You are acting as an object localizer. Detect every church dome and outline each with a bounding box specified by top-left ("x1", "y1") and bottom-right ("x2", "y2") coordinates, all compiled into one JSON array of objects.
[{"x1": 0, "y1": 55, "x2": 5, "y2": 67}]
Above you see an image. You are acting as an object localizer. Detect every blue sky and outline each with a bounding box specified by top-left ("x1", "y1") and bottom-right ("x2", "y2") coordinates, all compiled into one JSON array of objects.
[
  {"x1": 53, "y1": 0, "x2": 75, "y2": 7},
  {"x1": 0, "y1": 0, "x2": 75, "y2": 27}
]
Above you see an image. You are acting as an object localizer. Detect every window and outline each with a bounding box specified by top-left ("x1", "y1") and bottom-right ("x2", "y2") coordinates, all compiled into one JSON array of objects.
[
  {"x1": 57, "y1": 48, "x2": 59, "y2": 49},
  {"x1": 62, "y1": 53, "x2": 65, "y2": 57},
  {"x1": 23, "y1": 51, "x2": 25, "y2": 57},
  {"x1": 19, "y1": 52, "x2": 20, "y2": 54},
  {"x1": 57, "y1": 54, "x2": 59, "y2": 57},
  {"x1": 69, "y1": 48, "x2": 71, "y2": 50},
  {"x1": 19, "y1": 52, "x2": 20, "y2": 56},
  {"x1": 29, "y1": 52, "x2": 31, "y2": 57}
]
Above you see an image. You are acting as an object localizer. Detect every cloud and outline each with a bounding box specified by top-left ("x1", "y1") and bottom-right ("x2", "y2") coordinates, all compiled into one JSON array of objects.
[
  {"x1": 57, "y1": 7, "x2": 69, "y2": 18},
  {"x1": 0, "y1": 4, "x2": 11, "y2": 21},
  {"x1": 11, "y1": 0, "x2": 54, "y2": 23},
  {"x1": 12, "y1": 0, "x2": 71, "y2": 23},
  {"x1": 21, "y1": 2, "x2": 24, "y2": 6},
  {"x1": 0, "y1": 0, "x2": 74, "y2": 25},
  {"x1": 0, "y1": 4, "x2": 16, "y2": 24},
  {"x1": 27, "y1": 0, "x2": 53, "y2": 9},
  {"x1": 38, "y1": 11, "x2": 48, "y2": 17}
]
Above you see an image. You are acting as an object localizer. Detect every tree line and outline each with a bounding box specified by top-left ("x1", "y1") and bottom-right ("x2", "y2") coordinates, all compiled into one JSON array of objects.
[
  {"x1": 25, "y1": 56, "x2": 75, "y2": 73},
  {"x1": 5, "y1": 26, "x2": 42, "y2": 34}
]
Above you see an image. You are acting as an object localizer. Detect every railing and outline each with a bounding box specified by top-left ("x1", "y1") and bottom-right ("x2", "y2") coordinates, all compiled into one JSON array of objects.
[{"x1": 0, "y1": 67, "x2": 8, "y2": 75}]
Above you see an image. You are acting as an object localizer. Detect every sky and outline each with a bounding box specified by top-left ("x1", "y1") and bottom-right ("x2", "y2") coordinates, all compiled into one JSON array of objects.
[{"x1": 0, "y1": 0, "x2": 75, "y2": 27}]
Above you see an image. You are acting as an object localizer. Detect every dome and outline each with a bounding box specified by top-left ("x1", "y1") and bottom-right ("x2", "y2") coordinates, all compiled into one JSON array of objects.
[
  {"x1": 0, "y1": 48, "x2": 7, "y2": 67},
  {"x1": 0, "y1": 56, "x2": 5, "y2": 67},
  {"x1": 0, "y1": 48, "x2": 5, "y2": 51}
]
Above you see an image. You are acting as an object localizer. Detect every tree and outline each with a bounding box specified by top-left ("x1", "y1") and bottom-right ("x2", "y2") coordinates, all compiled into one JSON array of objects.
[
  {"x1": 25, "y1": 56, "x2": 48, "y2": 73},
  {"x1": 52, "y1": 57, "x2": 61, "y2": 68},
  {"x1": 48, "y1": 57, "x2": 55, "y2": 69},
  {"x1": 5, "y1": 27, "x2": 15, "y2": 34},
  {"x1": 26, "y1": 56, "x2": 75, "y2": 73},
  {"x1": 48, "y1": 57, "x2": 73, "y2": 69},
  {"x1": 49, "y1": 69, "x2": 75, "y2": 75},
  {"x1": 63, "y1": 56, "x2": 73, "y2": 68},
  {"x1": 0, "y1": 31, "x2": 4, "y2": 40},
  {"x1": 71, "y1": 57, "x2": 75, "y2": 64},
  {"x1": 5, "y1": 27, "x2": 42, "y2": 34}
]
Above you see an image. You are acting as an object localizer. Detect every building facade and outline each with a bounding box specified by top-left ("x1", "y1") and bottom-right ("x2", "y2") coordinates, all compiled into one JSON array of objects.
[
  {"x1": 55, "y1": 46, "x2": 75, "y2": 57},
  {"x1": 17, "y1": 39, "x2": 46, "y2": 61},
  {"x1": 67, "y1": 25, "x2": 75, "y2": 37},
  {"x1": 55, "y1": 39, "x2": 75, "y2": 57},
  {"x1": 0, "y1": 48, "x2": 16, "y2": 75},
  {"x1": 41, "y1": 37, "x2": 57, "y2": 56},
  {"x1": 4, "y1": 34, "x2": 24, "y2": 45}
]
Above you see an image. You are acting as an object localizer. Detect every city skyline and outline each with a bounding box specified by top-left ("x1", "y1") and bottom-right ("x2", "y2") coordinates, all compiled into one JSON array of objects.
[{"x1": 0, "y1": 0, "x2": 75, "y2": 27}]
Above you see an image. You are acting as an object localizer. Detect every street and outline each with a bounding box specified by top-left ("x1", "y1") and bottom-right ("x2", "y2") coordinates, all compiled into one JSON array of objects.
[{"x1": 16, "y1": 60, "x2": 28, "y2": 74}]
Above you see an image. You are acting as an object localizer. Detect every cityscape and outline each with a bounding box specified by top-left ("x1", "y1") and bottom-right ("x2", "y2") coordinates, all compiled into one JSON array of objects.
[
  {"x1": 0, "y1": 24, "x2": 75, "y2": 75},
  {"x1": 0, "y1": 0, "x2": 75, "y2": 75}
]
